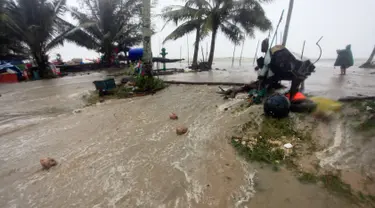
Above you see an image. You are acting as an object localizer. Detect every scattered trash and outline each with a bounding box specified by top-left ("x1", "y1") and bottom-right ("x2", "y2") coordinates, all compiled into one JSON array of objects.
[
  {"x1": 283, "y1": 143, "x2": 293, "y2": 149},
  {"x1": 40, "y1": 157, "x2": 58, "y2": 170},
  {"x1": 241, "y1": 141, "x2": 246, "y2": 145},
  {"x1": 176, "y1": 126, "x2": 188, "y2": 135},
  {"x1": 169, "y1": 113, "x2": 178, "y2": 120},
  {"x1": 366, "y1": 106, "x2": 373, "y2": 111}
]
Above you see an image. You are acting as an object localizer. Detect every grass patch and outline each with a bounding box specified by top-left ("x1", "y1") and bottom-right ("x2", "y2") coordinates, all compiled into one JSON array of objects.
[
  {"x1": 135, "y1": 76, "x2": 166, "y2": 92},
  {"x1": 84, "y1": 77, "x2": 166, "y2": 105},
  {"x1": 319, "y1": 174, "x2": 353, "y2": 199},
  {"x1": 298, "y1": 172, "x2": 319, "y2": 184},
  {"x1": 350, "y1": 100, "x2": 375, "y2": 112},
  {"x1": 231, "y1": 138, "x2": 285, "y2": 165}
]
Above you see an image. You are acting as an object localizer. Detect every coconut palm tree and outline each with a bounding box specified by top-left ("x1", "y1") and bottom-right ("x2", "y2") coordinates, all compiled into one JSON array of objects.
[
  {"x1": 2, "y1": 0, "x2": 84, "y2": 77},
  {"x1": 68, "y1": 0, "x2": 142, "y2": 64},
  {"x1": 161, "y1": 0, "x2": 207, "y2": 69},
  {"x1": 361, "y1": 45, "x2": 375, "y2": 68},
  {"x1": 177, "y1": 0, "x2": 272, "y2": 69},
  {"x1": 0, "y1": 0, "x2": 27, "y2": 56}
]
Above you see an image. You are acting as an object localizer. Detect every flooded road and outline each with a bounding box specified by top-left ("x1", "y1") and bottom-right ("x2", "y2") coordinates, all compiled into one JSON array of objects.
[
  {"x1": 0, "y1": 60, "x2": 373, "y2": 207},
  {"x1": 162, "y1": 59, "x2": 375, "y2": 99}
]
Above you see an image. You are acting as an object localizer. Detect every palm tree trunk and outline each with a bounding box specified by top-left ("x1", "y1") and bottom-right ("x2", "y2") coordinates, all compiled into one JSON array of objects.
[
  {"x1": 208, "y1": 27, "x2": 218, "y2": 69},
  {"x1": 142, "y1": 0, "x2": 153, "y2": 76},
  {"x1": 33, "y1": 51, "x2": 49, "y2": 78},
  {"x1": 192, "y1": 27, "x2": 200, "y2": 69},
  {"x1": 365, "y1": 45, "x2": 375, "y2": 64}
]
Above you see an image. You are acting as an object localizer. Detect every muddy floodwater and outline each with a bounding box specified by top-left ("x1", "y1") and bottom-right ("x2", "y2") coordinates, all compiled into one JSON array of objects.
[{"x1": 0, "y1": 59, "x2": 374, "y2": 207}]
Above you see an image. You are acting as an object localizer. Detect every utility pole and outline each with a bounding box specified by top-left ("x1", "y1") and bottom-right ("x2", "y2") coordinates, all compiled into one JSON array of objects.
[
  {"x1": 282, "y1": 0, "x2": 294, "y2": 46},
  {"x1": 142, "y1": 0, "x2": 152, "y2": 75}
]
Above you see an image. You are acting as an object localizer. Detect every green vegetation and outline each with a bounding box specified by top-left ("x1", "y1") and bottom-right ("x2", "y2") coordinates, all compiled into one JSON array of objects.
[
  {"x1": 231, "y1": 136, "x2": 285, "y2": 165},
  {"x1": 1, "y1": 0, "x2": 83, "y2": 77},
  {"x1": 232, "y1": 117, "x2": 313, "y2": 166},
  {"x1": 135, "y1": 76, "x2": 166, "y2": 92},
  {"x1": 298, "y1": 172, "x2": 319, "y2": 184},
  {"x1": 348, "y1": 100, "x2": 375, "y2": 134},
  {"x1": 161, "y1": 0, "x2": 272, "y2": 69},
  {"x1": 67, "y1": 0, "x2": 142, "y2": 64},
  {"x1": 85, "y1": 77, "x2": 166, "y2": 105}
]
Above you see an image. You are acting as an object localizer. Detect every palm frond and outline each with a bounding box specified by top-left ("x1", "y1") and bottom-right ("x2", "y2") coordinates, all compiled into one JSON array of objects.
[
  {"x1": 163, "y1": 20, "x2": 201, "y2": 43},
  {"x1": 220, "y1": 21, "x2": 244, "y2": 44}
]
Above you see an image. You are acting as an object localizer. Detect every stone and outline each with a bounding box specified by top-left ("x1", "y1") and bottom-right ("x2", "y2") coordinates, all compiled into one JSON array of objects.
[
  {"x1": 40, "y1": 157, "x2": 58, "y2": 170},
  {"x1": 169, "y1": 113, "x2": 178, "y2": 120},
  {"x1": 176, "y1": 126, "x2": 188, "y2": 135},
  {"x1": 241, "y1": 141, "x2": 246, "y2": 146}
]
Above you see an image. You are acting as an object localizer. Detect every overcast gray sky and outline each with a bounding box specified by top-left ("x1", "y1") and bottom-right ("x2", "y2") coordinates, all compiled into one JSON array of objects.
[{"x1": 52, "y1": 0, "x2": 375, "y2": 61}]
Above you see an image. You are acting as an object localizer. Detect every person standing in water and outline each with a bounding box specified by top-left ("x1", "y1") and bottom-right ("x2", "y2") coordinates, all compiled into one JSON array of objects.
[{"x1": 334, "y1": 44, "x2": 354, "y2": 75}]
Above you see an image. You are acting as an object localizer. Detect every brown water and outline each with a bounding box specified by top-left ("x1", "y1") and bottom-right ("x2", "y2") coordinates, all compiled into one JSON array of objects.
[{"x1": 0, "y1": 60, "x2": 373, "y2": 207}]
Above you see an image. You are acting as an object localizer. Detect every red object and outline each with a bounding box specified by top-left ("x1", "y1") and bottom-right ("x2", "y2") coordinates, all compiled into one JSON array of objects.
[
  {"x1": 285, "y1": 92, "x2": 306, "y2": 101},
  {"x1": 0, "y1": 73, "x2": 18, "y2": 83},
  {"x1": 25, "y1": 63, "x2": 32, "y2": 69}
]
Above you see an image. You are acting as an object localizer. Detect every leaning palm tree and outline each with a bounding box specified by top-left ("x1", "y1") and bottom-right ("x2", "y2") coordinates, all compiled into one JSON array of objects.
[
  {"x1": 3, "y1": 0, "x2": 84, "y2": 77},
  {"x1": 188, "y1": 0, "x2": 272, "y2": 69},
  {"x1": 360, "y1": 45, "x2": 375, "y2": 68},
  {"x1": 68, "y1": 0, "x2": 142, "y2": 64},
  {"x1": 161, "y1": 0, "x2": 207, "y2": 69}
]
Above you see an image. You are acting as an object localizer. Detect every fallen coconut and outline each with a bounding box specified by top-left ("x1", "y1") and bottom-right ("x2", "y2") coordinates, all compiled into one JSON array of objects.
[
  {"x1": 169, "y1": 113, "x2": 178, "y2": 120},
  {"x1": 40, "y1": 157, "x2": 58, "y2": 170},
  {"x1": 176, "y1": 126, "x2": 188, "y2": 135}
]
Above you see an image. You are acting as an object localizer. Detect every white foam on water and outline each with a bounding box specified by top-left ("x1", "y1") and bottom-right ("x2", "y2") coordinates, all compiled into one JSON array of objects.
[
  {"x1": 234, "y1": 162, "x2": 257, "y2": 208},
  {"x1": 316, "y1": 122, "x2": 352, "y2": 168}
]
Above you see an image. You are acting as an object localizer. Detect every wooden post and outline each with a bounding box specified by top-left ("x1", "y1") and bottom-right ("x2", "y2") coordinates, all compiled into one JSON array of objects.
[
  {"x1": 187, "y1": 35, "x2": 190, "y2": 66},
  {"x1": 239, "y1": 40, "x2": 245, "y2": 66},
  {"x1": 231, "y1": 45, "x2": 236, "y2": 67},
  {"x1": 253, "y1": 40, "x2": 260, "y2": 66},
  {"x1": 300, "y1": 40, "x2": 306, "y2": 92},
  {"x1": 282, "y1": 0, "x2": 294, "y2": 46},
  {"x1": 180, "y1": 46, "x2": 182, "y2": 66},
  {"x1": 201, "y1": 46, "x2": 205, "y2": 62}
]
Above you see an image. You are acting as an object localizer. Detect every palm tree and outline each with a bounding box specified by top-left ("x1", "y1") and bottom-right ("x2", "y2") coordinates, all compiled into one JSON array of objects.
[
  {"x1": 360, "y1": 45, "x2": 375, "y2": 68},
  {"x1": 161, "y1": 1, "x2": 207, "y2": 69},
  {"x1": 187, "y1": 0, "x2": 272, "y2": 69},
  {"x1": 0, "y1": 0, "x2": 27, "y2": 56},
  {"x1": 68, "y1": 0, "x2": 142, "y2": 65},
  {"x1": 3, "y1": 0, "x2": 83, "y2": 77}
]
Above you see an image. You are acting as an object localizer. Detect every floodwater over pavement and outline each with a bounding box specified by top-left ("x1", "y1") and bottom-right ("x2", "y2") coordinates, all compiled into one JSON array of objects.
[
  {"x1": 162, "y1": 59, "x2": 375, "y2": 99},
  {"x1": 0, "y1": 59, "x2": 373, "y2": 207}
]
